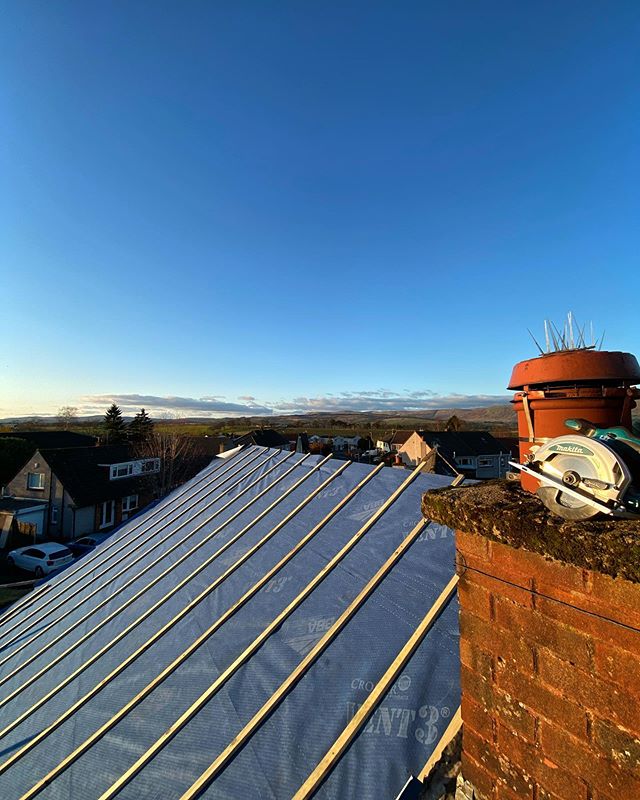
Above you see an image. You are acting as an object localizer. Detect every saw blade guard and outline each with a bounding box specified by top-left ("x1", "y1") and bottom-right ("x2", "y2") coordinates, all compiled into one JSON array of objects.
[{"x1": 530, "y1": 435, "x2": 632, "y2": 516}]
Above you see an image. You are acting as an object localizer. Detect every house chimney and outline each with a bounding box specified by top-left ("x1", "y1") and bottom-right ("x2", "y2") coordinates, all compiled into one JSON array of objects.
[{"x1": 508, "y1": 348, "x2": 640, "y2": 492}]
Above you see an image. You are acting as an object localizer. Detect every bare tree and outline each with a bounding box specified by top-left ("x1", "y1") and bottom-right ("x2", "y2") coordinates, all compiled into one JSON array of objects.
[
  {"x1": 134, "y1": 432, "x2": 201, "y2": 497},
  {"x1": 57, "y1": 406, "x2": 78, "y2": 430}
]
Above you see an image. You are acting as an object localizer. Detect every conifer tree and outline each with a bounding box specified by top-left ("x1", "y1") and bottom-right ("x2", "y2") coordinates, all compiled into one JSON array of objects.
[
  {"x1": 103, "y1": 403, "x2": 126, "y2": 443},
  {"x1": 129, "y1": 408, "x2": 154, "y2": 443}
]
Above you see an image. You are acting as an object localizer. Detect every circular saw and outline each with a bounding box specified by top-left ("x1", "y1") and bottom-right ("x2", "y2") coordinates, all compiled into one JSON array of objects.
[{"x1": 510, "y1": 419, "x2": 640, "y2": 520}]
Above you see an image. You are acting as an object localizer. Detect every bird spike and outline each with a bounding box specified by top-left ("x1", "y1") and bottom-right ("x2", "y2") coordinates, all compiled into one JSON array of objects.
[
  {"x1": 544, "y1": 320, "x2": 551, "y2": 353},
  {"x1": 534, "y1": 315, "x2": 602, "y2": 354},
  {"x1": 528, "y1": 328, "x2": 545, "y2": 355},
  {"x1": 568, "y1": 311, "x2": 574, "y2": 349}
]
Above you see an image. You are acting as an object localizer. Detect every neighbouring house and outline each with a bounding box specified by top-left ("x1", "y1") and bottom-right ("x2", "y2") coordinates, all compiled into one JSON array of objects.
[
  {"x1": 0, "y1": 497, "x2": 49, "y2": 548},
  {"x1": 375, "y1": 430, "x2": 413, "y2": 454},
  {"x1": 389, "y1": 430, "x2": 413, "y2": 452},
  {"x1": 200, "y1": 434, "x2": 235, "y2": 453},
  {"x1": 494, "y1": 435, "x2": 519, "y2": 462},
  {"x1": 2, "y1": 445, "x2": 160, "y2": 542},
  {"x1": 397, "y1": 430, "x2": 511, "y2": 478},
  {"x1": 234, "y1": 429, "x2": 291, "y2": 449},
  {"x1": 329, "y1": 435, "x2": 361, "y2": 453},
  {"x1": 0, "y1": 430, "x2": 99, "y2": 488}
]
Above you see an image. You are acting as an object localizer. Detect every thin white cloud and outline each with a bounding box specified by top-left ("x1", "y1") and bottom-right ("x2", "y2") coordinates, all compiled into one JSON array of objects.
[
  {"x1": 268, "y1": 392, "x2": 510, "y2": 413},
  {"x1": 79, "y1": 394, "x2": 273, "y2": 417},
  {"x1": 27, "y1": 389, "x2": 512, "y2": 420}
]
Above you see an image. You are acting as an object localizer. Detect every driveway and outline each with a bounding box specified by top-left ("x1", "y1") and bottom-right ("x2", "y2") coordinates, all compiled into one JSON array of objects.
[{"x1": 0, "y1": 553, "x2": 38, "y2": 610}]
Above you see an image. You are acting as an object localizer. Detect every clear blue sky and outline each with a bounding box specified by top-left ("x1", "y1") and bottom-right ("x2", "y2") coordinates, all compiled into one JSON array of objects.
[{"x1": 2, "y1": 2, "x2": 639, "y2": 417}]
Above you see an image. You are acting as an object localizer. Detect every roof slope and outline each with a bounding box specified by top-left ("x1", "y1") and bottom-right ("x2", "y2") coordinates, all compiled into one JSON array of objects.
[
  {"x1": 41, "y1": 445, "x2": 151, "y2": 506},
  {"x1": 0, "y1": 431, "x2": 98, "y2": 449},
  {"x1": 420, "y1": 429, "x2": 508, "y2": 458},
  {"x1": 235, "y1": 429, "x2": 291, "y2": 448},
  {"x1": 0, "y1": 446, "x2": 459, "y2": 799},
  {"x1": 390, "y1": 430, "x2": 413, "y2": 446}
]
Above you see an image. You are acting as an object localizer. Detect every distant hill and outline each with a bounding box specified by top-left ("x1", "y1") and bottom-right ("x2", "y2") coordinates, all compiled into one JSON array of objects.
[{"x1": 0, "y1": 405, "x2": 518, "y2": 434}]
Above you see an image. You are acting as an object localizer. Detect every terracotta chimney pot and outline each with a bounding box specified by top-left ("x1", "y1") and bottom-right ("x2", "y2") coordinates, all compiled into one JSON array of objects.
[{"x1": 508, "y1": 349, "x2": 640, "y2": 492}]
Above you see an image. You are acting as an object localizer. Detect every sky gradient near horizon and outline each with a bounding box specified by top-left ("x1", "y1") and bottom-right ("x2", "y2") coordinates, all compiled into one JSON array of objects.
[{"x1": 2, "y1": 2, "x2": 639, "y2": 418}]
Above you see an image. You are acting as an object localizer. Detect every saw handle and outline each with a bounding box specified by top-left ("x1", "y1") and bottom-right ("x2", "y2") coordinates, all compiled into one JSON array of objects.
[{"x1": 564, "y1": 418, "x2": 597, "y2": 435}]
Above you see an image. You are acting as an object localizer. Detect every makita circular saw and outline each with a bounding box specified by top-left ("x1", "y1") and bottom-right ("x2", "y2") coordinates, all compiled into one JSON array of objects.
[{"x1": 510, "y1": 419, "x2": 640, "y2": 520}]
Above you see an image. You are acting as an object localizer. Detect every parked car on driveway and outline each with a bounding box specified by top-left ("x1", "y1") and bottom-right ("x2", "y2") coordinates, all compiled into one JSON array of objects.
[
  {"x1": 68, "y1": 533, "x2": 112, "y2": 558},
  {"x1": 6, "y1": 543, "x2": 74, "y2": 578}
]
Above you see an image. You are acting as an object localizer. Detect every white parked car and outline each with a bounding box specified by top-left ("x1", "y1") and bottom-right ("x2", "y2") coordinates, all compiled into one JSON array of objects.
[{"x1": 6, "y1": 542, "x2": 74, "y2": 577}]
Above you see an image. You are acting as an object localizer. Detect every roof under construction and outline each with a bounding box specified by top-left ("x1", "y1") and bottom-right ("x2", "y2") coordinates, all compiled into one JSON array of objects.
[{"x1": 0, "y1": 446, "x2": 460, "y2": 799}]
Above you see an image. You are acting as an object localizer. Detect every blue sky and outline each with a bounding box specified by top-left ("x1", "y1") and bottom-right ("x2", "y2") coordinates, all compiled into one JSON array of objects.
[{"x1": 2, "y1": 2, "x2": 639, "y2": 418}]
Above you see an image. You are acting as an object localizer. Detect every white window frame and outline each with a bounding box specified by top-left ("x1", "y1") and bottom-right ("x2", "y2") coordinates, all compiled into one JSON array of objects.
[
  {"x1": 122, "y1": 494, "x2": 138, "y2": 513},
  {"x1": 50, "y1": 505, "x2": 59, "y2": 524},
  {"x1": 27, "y1": 472, "x2": 45, "y2": 490},
  {"x1": 100, "y1": 500, "x2": 115, "y2": 529},
  {"x1": 478, "y1": 457, "x2": 494, "y2": 467},
  {"x1": 110, "y1": 463, "x2": 134, "y2": 480},
  {"x1": 109, "y1": 458, "x2": 160, "y2": 480}
]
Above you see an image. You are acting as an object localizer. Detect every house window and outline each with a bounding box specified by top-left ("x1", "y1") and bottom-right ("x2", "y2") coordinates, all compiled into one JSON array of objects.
[
  {"x1": 50, "y1": 506, "x2": 59, "y2": 524},
  {"x1": 110, "y1": 463, "x2": 134, "y2": 480},
  {"x1": 110, "y1": 458, "x2": 160, "y2": 480},
  {"x1": 122, "y1": 495, "x2": 138, "y2": 513},
  {"x1": 456, "y1": 457, "x2": 473, "y2": 466},
  {"x1": 100, "y1": 500, "x2": 115, "y2": 528},
  {"x1": 478, "y1": 457, "x2": 494, "y2": 467},
  {"x1": 27, "y1": 472, "x2": 45, "y2": 490}
]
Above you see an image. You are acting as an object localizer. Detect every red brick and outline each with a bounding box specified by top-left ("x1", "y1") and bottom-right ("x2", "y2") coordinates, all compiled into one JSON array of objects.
[
  {"x1": 462, "y1": 665, "x2": 537, "y2": 745},
  {"x1": 594, "y1": 641, "x2": 640, "y2": 694},
  {"x1": 537, "y1": 648, "x2": 640, "y2": 737},
  {"x1": 459, "y1": 576, "x2": 494, "y2": 621},
  {"x1": 539, "y1": 719, "x2": 640, "y2": 798},
  {"x1": 495, "y1": 664, "x2": 588, "y2": 739},
  {"x1": 493, "y1": 595, "x2": 593, "y2": 670},
  {"x1": 461, "y1": 751, "x2": 496, "y2": 800},
  {"x1": 490, "y1": 540, "x2": 586, "y2": 596},
  {"x1": 463, "y1": 565, "x2": 534, "y2": 609},
  {"x1": 462, "y1": 693, "x2": 495, "y2": 744},
  {"x1": 535, "y1": 595, "x2": 640, "y2": 657},
  {"x1": 537, "y1": 787, "x2": 567, "y2": 800},
  {"x1": 590, "y1": 571, "x2": 640, "y2": 619},
  {"x1": 460, "y1": 637, "x2": 494, "y2": 677},
  {"x1": 494, "y1": 782, "x2": 524, "y2": 800},
  {"x1": 496, "y1": 723, "x2": 585, "y2": 800},
  {"x1": 460, "y1": 611, "x2": 534, "y2": 670},
  {"x1": 592, "y1": 717, "x2": 640, "y2": 775},
  {"x1": 464, "y1": 727, "x2": 534, "y2": 799},
  {"x1": 592, "y1": 791, "x2": 617, "y2": 800},
  {"x1": 457, "y1": 529, "x2": 492, "y2": 562}
]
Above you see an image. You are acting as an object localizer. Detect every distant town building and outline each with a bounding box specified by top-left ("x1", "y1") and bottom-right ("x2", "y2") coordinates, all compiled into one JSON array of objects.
[{"x1": 375, "y1": 430, "x2": 413, "y2": 453}]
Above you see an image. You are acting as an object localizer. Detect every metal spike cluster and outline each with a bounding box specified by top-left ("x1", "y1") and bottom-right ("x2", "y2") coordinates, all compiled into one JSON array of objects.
[{"x1": 528, "y1": 312, "x2": 604, "y2": 355}]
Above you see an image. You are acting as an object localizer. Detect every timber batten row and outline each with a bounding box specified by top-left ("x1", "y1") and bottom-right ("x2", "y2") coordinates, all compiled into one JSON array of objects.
[{"x1": 0, "y1": 446, "x2": 460, "y2": 799}]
